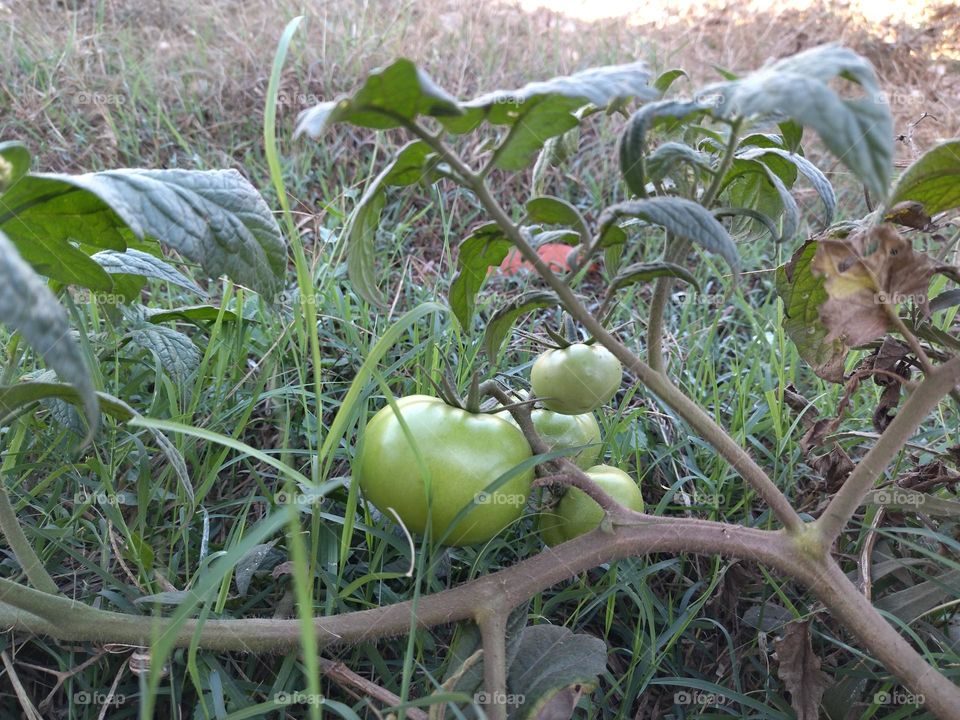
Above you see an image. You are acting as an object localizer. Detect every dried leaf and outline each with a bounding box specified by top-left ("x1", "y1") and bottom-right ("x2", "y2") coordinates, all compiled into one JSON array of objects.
[
  {"x1": 774, "y1": 620, "x2": 831, "y2": 720},
  {"x1": 813, "y1": 224, "x2": 937, "y2": 351}
]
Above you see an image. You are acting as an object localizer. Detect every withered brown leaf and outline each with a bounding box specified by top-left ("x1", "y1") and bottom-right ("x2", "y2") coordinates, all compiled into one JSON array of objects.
[
  {"x1": 812, "y1": 224, "x2": 938, "y2": 352},
  {"x1": 774, "y1": 619, "x2": 832, "y2": 720}
]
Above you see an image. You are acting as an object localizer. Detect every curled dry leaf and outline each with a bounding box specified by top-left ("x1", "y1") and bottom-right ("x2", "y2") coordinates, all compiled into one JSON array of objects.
[
  {"x1": 774, "y1": 619, "x2": 832, "y2": 720},
  {"x1": 812, "y1": 224, "x2": 937, "y2": 351}
]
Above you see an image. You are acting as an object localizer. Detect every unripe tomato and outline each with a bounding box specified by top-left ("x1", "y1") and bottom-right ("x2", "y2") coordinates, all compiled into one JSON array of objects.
[
  {"x1": 356, "y1": 395, "x2": 534, "y2": 546},
  {"x1": 530, "y1": 343, "x2": 622, "y2": 415},
  {"x1": 497, "y1": 406, "x2": 602, "y2": 470},
  {"x1": 539, "y1": 464, "x2": 644, "y2": 546}
]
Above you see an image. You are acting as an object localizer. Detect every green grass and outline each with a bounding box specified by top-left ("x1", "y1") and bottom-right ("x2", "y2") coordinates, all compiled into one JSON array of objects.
[{"x1": 1, "y1": 2, "x2": 959, "y2": 719}]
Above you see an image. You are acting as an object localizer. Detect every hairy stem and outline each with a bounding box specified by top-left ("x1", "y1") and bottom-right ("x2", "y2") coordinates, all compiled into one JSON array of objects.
[
  {"x1": 816, "y1": 356, "x2": 960, "y2": 545},
  {"x1": 0, "y1": 483, "x2": 59, "y2": 595},
  {"x1": 646, "y1": 235, "x2": 688, "y2": 373},
  {"x1": 477, "y1": 611, "x2": 508, "y2": 720}
]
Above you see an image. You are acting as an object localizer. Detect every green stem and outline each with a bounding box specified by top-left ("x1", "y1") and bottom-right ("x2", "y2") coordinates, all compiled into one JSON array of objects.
[
  {"x1": 647, "y1": 234, "x2": 688, "y2": 373},
  {"x1": 0, "y1": 484, "x2": 60, "y2": 595}
]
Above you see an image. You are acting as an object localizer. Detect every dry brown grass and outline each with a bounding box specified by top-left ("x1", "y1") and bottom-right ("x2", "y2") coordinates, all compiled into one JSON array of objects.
[{"x1": 1, "y1": 0, "x2": 957, "y2": 175}]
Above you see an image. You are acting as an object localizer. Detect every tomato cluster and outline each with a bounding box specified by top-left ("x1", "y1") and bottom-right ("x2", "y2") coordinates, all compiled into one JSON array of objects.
[{"x1": 354, "y1": 342, "x2": 643, "y2": 547}]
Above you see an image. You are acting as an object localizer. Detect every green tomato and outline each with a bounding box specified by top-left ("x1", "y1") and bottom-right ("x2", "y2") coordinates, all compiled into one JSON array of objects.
[
  {"x1": 539, "y1": 464, "x2": 644, "y2": 546},
  {"x1": 356, "y1": 395, "x2": 534, "y2": 546},
  {"x1": 530, "y1": 343, "x2": 623, "y2": 414},
  {"x1": 497, "y1": 406, "x2": 601, "y2": 470}
]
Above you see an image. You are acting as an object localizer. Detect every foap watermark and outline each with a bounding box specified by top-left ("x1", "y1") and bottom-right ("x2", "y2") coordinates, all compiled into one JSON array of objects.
[
  {"x1": 874, "y1": 291, "x2": 928, "y2": 306},
  {"x1": 69, "y1": 288, "x2": 129, "y2": 306},
  {"x1": 474, "y1": 491, "x2": 525, "y2": 507},
  {"x1": 474, "y1": 691, "x2": 524, "y2": 707},
  {"x1": 275, "y1": 691, "x2": 325, "y2": 706},
  {"x1": 874, "y1": 488, "x2": 924, "y2": 507},
  {"x1": 674, "y1": 690, "x2": 729, "y2": 707},
  {"x1": 73, "y1": 489, "x2": 121, "y2": 506},
  {"x1": 74, "y1": 91, "x2": 127, "y2": 106},
  {"x1": 274, "y1": 491, "x2": 322, "y2": 507},
  {"x1": 275, "y1": 92, "x2": 323, "y2": 107},
  {"x1": 73, "y1": 691, "x2": 125, "y2": 706},
  {"x1": 874, "y1": 689, "x2": 925, "y2": 706}
]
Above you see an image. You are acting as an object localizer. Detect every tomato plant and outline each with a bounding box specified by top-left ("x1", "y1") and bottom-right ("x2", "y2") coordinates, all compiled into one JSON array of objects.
[
  {"x1": 539, "y1": 464, "x2": 645, "y2": 546},
  {"x1": 530, "y1": 343, "x2": 623, "y2": 414},
  {"x1": 355, "y1": 395, "x2": 534, "y2": 546}
]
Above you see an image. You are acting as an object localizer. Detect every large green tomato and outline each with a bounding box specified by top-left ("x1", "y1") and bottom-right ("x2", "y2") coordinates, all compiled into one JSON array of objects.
[
  {"x1": 539, "y1": 464, "x2": 644, "y2": 546},
  {"x1": 356, "y1": 395, "x2": 534, "y2": 546},
  {"x1": 530, "y1": 343, "x2": 623, "y2": 415},
  {"x1": 497, "y1": 406, "x2": 601, "y2": 470}
]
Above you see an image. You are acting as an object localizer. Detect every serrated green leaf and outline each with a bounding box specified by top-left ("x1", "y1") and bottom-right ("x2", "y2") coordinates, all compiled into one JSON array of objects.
[
  {"x1": 723, "y1": 158, "x2": 800, "y2": 242},
  {"x1": 645, "y1": 141, "x2": 712, "y2": 183},
  {"x1": 345, "y1": 187, "x2": 387, "y2": 308},
  {"x1": 778, "y1": 120, "x2": 804, "y2": 152},
  {"x1": 0, "y1": 382, "x2": 132, "y2": 422},
  {"x1": 294, "y1": 59, "x2": 462, "y2": 137},
  {"x1": 91, "y1": 248, "x2": 206, "y2": 296},
  {"x1": 597, "y1": 197, "x2": 740, "y2": 273},
  {"x1": 483, "y1": 291, "x2": 559, "y2": 359},
  {"x1": 654, "y1": 68, "x2": 688, "y2": 94},
  {"x1": 449, "y1": 223, "x2": 511, "y2": 328},
  {"x1": 0, "y1": 230, "x2": 98, "y2": 443},
  {"x1": 889, "y1": 138, "x2": 960, "y2": 215},
  {"x1": 606, "y1": 261, "x2": 700, "y2": 300},
  {"x1": 492, "y1": 96, "x2": 581, "y2": 171},
  {"x1": 775, "y1": 240, "x2": 845, "y2": 382},
  {"x1": 525, "y1": 197, "x2": 581, "y2": 227},
  {"x1": 0, "y1": 141, "x2": 31, "y2": 192},
  {"x1": 130, "y1": 324, "x2": 201, "y2": 383},
  {"x1": 506, "y1": 624, "x2": 607, "y2": 719},
  {"x1": 619, "y1": 100, "x2": 710, "y2": 196},
  {"x1": 382, "y1": 140, "x2": 438, "y2": 187},
  {"x1": 1, "y1": 169, "x2": 286, "y2": 295},
  {"x1": 713, "y1": 207, "x2": 782, "y2": 243},
  {"x1": 702, "y1": 44, "x2": 893, "y2": 199},
  {"x1": 444, "y1": 62, "x2": 657, "y2": 135},
  {"x1": 737, "y1": 147, "x2": 836, "y2": 224}
]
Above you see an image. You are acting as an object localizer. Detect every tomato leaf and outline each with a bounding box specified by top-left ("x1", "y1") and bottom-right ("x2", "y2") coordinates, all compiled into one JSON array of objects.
[
  {"x1": 129, "y1": 324, "x2": 201, "y2": 383},
  {"x1": 449, "y1": 222, "x2": 512, "y2": 329},
  {"x1": 145, "y1": 305, "x2": 240, "y2": 325},
  {"x1": 736, "y1": 147, "x2": 836, "y2": 225},
  {"x1": 702, "y1": 44, "x2": 892, "y2": 199},
  {"x1": 605, "y1": 261, "x2": 700, "y2": 301},
  {"x1": 774, "y1": 620, "x2": 832, "y2": 720},
  {"x1": 294, "y1": 58, "x2": 462, "y2": 137},
  {"x1": 0, "y1": 168, "x2": 286, "y2": 296},
  {"x1": 889, "y1": 138, "x2": 960, "y2": 216},
  {"x1": 91, "y1": 248, "x2": 206, "y2": 296},
  {"x1": 506, "y1": 624, "x2": 607, "y2": 719},
  {"x1": 654, "y1": 68, "x2": 688, "y2": 94},
  {"x1": 0, "y1": 140, "x2": 31, "y2": 192},
  {"x1": 598, "y1": 197, "x2": 740, "y2": 274},
  {"x1": 484, "y1": 291, "x2": 560, "y2": 359},
  {"x1": 619, "y1": 100, "x2": 710, "y2": 197},
  {"x1": 443, "y1": 62, "x2": 656, "y2": 135},
  {"x1": 0, "y1": 230, "x2": 99, "y2": 444}
]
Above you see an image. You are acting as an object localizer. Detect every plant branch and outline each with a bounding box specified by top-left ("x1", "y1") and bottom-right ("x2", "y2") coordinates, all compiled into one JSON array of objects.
[
  {"x1": 477, "y1": 611, "x2": 508, "y2": 720},
  {"x1": 647, "y1": 234, "x2": 688, "y2": 373},
  {"x1": 815, "y1": 355, "x2": 960, "y2": 546},
  {"x1": 0, "y1": 483, "x2": 60, "y2": 595}
]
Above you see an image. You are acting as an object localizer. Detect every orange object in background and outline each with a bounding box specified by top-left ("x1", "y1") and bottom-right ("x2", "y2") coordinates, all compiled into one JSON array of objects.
[{"x1": 498, "y1": 243, "x2": 574, "y2": 276}]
